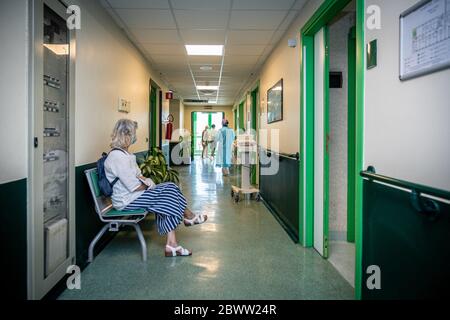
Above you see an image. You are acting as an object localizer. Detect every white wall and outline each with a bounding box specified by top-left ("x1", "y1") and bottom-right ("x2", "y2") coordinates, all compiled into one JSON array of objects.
[
  {"x1": 0, "y1": 0, "x2": 28, "y2": 184},
  {"x1": 238, "y1": 0, "x2": 324, "y2": 154},
  {"x1": 364, "y1": 0, "x2": 450, "y2": 191},
  {"x1": 72, "y1": 0, "x2": 169, "y2": 166}
]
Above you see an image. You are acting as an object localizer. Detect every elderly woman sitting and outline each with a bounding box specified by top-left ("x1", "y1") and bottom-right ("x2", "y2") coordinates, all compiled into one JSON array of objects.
[{"x1": 104, "y1": 119, "x2": 207, "y2": 257}]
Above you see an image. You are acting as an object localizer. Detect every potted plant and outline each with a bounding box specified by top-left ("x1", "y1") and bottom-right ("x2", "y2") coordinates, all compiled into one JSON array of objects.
[{"x1": 138, "y1": 147, "x2": 180, "y2": 185}]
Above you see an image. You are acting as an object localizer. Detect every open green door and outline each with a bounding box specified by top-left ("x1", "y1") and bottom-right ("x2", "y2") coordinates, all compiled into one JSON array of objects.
[
  {"x1": 313, "y1": 26, "x2": 329, "y2": 259},
  {"x1": 238, "y1": 102, "x2": 245, "y2": 132}
]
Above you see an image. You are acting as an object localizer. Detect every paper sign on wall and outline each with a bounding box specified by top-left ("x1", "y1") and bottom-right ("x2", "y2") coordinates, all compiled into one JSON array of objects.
[{"x1": 400, "y1": 0, "x2": 450, "y2": 81}]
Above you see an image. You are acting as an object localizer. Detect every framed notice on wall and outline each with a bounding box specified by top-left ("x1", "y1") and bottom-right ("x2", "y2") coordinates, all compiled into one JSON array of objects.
[
  {"x1": 399, "y1": 0, "x2": 450, "y2": 81},
  {"x1": 267, "y1": 79, "x2": 283, "y2": 124}
]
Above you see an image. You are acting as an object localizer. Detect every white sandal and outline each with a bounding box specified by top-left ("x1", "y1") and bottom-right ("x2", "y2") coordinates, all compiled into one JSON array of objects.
[
  {"x1": 165, "y1": 245, "x2": 192, "y2": 257},
  {"x1": 184, "y1": 213, "x2": 208, "y2": 227}
]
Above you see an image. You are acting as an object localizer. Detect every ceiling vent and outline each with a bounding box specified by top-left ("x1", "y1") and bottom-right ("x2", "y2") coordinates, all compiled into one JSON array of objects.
[{"x1": 184, "y1": 99, "x2": 209, "y2": 103}]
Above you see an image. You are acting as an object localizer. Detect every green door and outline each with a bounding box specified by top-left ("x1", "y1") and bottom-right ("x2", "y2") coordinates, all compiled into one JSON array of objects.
[
  {"x1": 238, "y1": 102, "x2": 245, "y2": 132},
  {"x1": 313, "y1": 26, "x2": 329, "y2": 259},
  {"x1": 347, "y1": 26, "x2": 357, "y2": 243},
  {"x1": 251, "y1": 88, "x2": 258, "y2": 185}
]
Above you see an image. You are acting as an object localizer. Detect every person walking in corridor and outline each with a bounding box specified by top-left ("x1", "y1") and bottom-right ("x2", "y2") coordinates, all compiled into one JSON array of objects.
[
  {"x1": 104, "y1": 119, "x2": 208, "y2": 257},
  {"x1": 201, "y1": 126, "x2": 209, "y2": 159},
  {"x1": 216, "y1": 119, "x2": 235, "y2": 176},
  {"x1": 208, "y1": 124, "x2": 218, "y2": 159}
]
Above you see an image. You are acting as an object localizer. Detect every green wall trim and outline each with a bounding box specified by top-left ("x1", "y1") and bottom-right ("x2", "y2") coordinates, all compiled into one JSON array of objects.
[
  {"x1": 355, "y1": 0, "x2": 365, "y2": 300},
  {"x1": 0, "y1": 178, "x2": 27, "y2": 300}
]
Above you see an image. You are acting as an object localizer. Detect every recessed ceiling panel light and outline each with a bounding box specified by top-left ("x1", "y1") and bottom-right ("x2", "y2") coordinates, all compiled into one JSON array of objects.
[
  {"x1": 208, "y1": 100, "x2": 218, "y2": 104},
  {"x1": 186, "y1": 45, "x2": 223, "y2": 56},
  {"x1": 197, "y1": 85, "x2": 219, "y2": 90},
  {"x1": 200, "y1": 66, "x2": 213, "y2": 71}
]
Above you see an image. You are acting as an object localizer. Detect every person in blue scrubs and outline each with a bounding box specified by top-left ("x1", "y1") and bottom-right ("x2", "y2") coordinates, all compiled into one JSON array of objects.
[{"x1": 215, "y1": 119, "x2": 236, "y2": 176}]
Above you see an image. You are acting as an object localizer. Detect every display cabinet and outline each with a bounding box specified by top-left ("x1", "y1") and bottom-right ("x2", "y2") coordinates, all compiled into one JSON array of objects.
[{"x1": 29, "y1": 0, "x2": 76, "y2": 299}]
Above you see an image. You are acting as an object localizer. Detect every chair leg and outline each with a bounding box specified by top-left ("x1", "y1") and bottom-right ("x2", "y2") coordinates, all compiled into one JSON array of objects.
[
  {"x1": 131, "y1": 223, "x2": 147, "y2": 262},
  {"x1": 88, "y1": 224, "x2": 110, "y2": 263}
]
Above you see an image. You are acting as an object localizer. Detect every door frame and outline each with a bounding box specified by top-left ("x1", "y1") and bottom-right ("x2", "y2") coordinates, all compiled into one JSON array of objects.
[
  {"x1": 250, "y1": 83, "x2": 260, "y2": 185},
  {"x1": 312, "y1": 25, "x2": 330, "y2": 259},
  {"x1": 299, "y1": 0, "x2": 365, "y2": 299},
  {"x1": 149, "y1": 80, "x2": 160, "y2": 151},
  {"x1": 347, "y1": 26, "x2": 357, "y2": 243},
  {"x1": 238, "y1": 101, "x2": 245, "y2": 132}
]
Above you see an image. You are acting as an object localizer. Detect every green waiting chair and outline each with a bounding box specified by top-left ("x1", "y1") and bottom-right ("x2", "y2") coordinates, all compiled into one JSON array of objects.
[{"x1": 85, "y1": 168, "x2": 148, "y2": 262}]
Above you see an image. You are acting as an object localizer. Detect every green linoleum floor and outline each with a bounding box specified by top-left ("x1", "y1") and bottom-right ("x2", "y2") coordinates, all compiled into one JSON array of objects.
[{"x1": 59, "y1": 159, "x2": 354, "y2": 300}]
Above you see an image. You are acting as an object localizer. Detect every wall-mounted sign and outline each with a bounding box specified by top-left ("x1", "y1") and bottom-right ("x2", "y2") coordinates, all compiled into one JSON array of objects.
[
  {"x1": 400, "y1": 0, "x2": 450, "y2": 81},
  {"x1": 118, "y1": 98, "x2": 131, "y2": 113}
]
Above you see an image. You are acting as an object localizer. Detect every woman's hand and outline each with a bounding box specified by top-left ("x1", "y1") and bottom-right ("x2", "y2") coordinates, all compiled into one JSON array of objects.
[
  {"x1": 138, "y1": 176, "x2": 155, "y2": 189},
  {"x1": 134, "y1": 183, "x2": 148, "y2": 192}
]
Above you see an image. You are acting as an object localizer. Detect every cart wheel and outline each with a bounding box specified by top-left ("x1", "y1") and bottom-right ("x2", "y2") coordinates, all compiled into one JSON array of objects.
[
  {"x1": 234, "y1": 194, "x2": 240, "y2": 203},
  {"x1": 255, "y1": 194, "x2": 261, "y2": 202},
  {"x1": 231, "y1": 190, "x2": 234, "y2": 198}
]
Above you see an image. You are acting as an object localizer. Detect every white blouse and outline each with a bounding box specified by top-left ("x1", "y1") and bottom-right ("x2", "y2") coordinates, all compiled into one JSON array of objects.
[{"x1": 104, "y1": 149, "x2": 144, "y2": 211}]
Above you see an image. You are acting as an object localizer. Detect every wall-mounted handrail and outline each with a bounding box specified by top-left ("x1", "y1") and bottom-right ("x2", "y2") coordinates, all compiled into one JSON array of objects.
[
  {"x1": 259, "y1": 147, "x2": 300, "y2": 161},
  {"x1": 360, "y1": 170, "x2": 450, "y2": 201}
]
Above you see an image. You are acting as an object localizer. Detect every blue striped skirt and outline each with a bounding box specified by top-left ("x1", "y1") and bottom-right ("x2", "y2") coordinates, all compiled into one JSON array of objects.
[{"x1": 124, "y1": 182, "x2": 187, "y2": 235}]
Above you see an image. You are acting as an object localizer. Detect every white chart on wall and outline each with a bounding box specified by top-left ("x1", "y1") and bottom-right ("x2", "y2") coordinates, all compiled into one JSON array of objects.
[{"x1": 400, "y1": 0, "x2": 450, "y2": 80}]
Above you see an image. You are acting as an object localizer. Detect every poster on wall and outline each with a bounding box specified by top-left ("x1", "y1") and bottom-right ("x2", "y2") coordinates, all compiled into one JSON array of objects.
[
  {"x1": 267, "y1": 79, "x2": 283, "y2": 124},
  {"x1": 399, "y1": 0, "x2": 450, "y2": 81}
]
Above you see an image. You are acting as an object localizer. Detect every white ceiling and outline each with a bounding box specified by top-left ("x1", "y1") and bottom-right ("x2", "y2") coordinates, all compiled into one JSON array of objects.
[{"x1": 100, "y1": 0, "x2": 307, "y2": 105}]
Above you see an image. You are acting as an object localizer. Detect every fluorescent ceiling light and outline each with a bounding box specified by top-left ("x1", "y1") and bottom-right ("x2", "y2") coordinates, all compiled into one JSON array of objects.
[
  {"x1": 197, "y1": 85, "x2": 219, "y2": 90},
  {"x1": 44, "y1": 44, "x2": 69, "y2": 55},
  {"x1": 208, "y1": 100, "x2": 218, "y2": 104},
  {"x1": 186, "y1": 45, "x2": 223, "y2": 56}
]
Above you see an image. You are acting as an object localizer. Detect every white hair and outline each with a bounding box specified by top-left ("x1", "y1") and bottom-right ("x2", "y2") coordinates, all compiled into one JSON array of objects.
[{"x1": 110, "y1": 119, "x2": 138, "y2": 149}]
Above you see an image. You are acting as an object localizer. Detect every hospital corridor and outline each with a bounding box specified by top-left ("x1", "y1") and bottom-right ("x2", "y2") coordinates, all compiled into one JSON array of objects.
[{"x1": 0, "y1": 0, "x2": 449, "y2": 304}]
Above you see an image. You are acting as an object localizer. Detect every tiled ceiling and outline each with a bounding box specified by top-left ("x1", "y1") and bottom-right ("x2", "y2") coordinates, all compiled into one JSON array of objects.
[{"x1": 100, "y1": 0, "x2": 307, "y2": 105}]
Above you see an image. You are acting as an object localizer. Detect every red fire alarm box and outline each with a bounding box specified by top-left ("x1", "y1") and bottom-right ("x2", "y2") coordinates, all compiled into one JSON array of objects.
[{"x1": 166, "y1": 91, "x2": 174, "y2": 100}]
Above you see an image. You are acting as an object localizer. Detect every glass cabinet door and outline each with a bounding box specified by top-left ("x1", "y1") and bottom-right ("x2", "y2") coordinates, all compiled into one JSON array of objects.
[{"x1": 42, "y1": 4, "x2": 69, "y2": 277}]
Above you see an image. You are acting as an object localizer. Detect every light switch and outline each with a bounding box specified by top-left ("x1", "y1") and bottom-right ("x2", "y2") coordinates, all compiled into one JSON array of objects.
[{"x1": 367, "y1": 39, "x2": 377, "y2": 69}]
